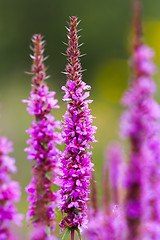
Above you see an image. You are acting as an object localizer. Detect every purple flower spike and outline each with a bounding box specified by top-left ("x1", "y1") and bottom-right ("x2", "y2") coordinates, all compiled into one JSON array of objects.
[
  {"x1": 0, "y1": 137, "x2": 23, "y2": 240},
  {"x1": 58, "y1": 16, "x2": 97, "y2": 234},
  {"x1": 120, "y1": 1, "x2": 160, "y2": 239},
  {"x1": 23, "y1": 34, "x2": 62, "y2": 237},
  {"x1": 121, "y1": 42, "x2": 160, "y2": 239}
]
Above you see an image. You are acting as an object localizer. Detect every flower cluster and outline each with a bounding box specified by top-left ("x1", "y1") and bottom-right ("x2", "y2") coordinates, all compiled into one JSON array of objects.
[
  {"x1": 0, "y1": 137, "x2": 23, "y2": 240},
  {"x1": 58, "y1": 16, "x2": 97, "y2": 233},
  {"x1": 23, "y1": 34, "x2": 62, "y2": 237},
  {"x1": 120, "y1": 16, "x2": 160, "y2": 239}
]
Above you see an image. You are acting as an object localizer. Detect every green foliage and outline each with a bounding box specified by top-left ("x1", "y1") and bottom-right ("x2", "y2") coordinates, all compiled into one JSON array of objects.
[{"x1": 62, "y1": 228, "x2": 71, "y2": 240}]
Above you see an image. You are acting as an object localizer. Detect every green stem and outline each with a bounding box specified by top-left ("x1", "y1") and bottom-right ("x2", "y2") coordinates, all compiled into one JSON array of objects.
[{"x1": 71, "y1": 228, "x2": 74, "y2": 240}]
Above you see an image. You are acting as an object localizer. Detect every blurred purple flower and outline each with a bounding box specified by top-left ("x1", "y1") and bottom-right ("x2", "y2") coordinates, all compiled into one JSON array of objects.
[
  {"x1": 120, "y1": 8, "x2": 160, "y2": 238},
  {"x1": 0, "y1": 137, "x2": 23, "y2": 240},
  {"x1": 29, "y1": 223, "x2": 58, "y2": 240},
  {"x1": 83, "y1": 205, "x2": 125, "y2": 240}
]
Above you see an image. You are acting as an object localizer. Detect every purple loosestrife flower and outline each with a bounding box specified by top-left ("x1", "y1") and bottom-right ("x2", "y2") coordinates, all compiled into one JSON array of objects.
[
  {"x1": 120, "y1": 1, "x2": 160, "y2": 239},
  {"x1": 58, "y1": 16, "x2": 97, "y2": 236},
  {"x1": 121, "y1": 44, "x2": 159, "y2": 240},
  {"x1": 23, "y1": 34, "x2": 62, "y2": 237},
  {"x1": 0, "y1": 137, "x2": 23, "y2": 240}
]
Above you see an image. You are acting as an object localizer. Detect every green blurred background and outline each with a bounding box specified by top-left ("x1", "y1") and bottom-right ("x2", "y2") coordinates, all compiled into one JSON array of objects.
[{"x1": 0, "y1": 0, "x2": 160, "y2": 238}]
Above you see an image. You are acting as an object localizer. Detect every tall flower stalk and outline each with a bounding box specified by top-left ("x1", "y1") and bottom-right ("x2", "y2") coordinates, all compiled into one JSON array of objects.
[
  {"x1": 23, "y1": 34, "x2": 62, "y2": 238},
  {"x1": 120, "y1": 1, "x2": 160, "y2": 239},
  {"x1": 58, "y1": 16, "x2": 97, "y2": 239},
  {"x1": 0, "y1": 137, "x2": 23, "y2": 239}
]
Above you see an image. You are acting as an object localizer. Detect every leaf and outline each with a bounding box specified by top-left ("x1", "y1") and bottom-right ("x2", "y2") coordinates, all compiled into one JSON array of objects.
[
  {"x1": 62, "y1": 228, "x2": 71, "y2": 240},
  {"x1": 76, "y1": 228, "x2": 82, "y2": 240},
  {"x1": 45, "y1": 171, "x2": 52, "y2": 180}
]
